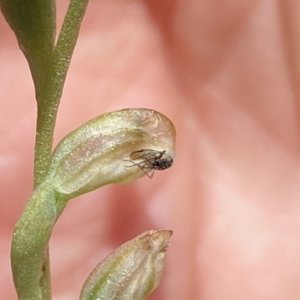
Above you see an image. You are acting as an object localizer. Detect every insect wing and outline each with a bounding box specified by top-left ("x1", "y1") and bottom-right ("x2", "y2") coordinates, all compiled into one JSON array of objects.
[
  {"x1": 130, "y1": 149, "x2": 165, "y2": 161},
  {"x1": 129, "y1": 149, "x2": 147, "y2": 160}
]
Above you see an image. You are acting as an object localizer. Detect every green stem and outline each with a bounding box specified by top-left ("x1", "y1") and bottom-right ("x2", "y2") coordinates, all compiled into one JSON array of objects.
[
  {"x1": 11, "y1": 180, "x2": 67, "y2": 300},
  {"x1": 11, "y1": 1, "x2": 89, "y2": 299},
  {"x1": 34, "y1": 0, "x2": 89, "y2": 187}
]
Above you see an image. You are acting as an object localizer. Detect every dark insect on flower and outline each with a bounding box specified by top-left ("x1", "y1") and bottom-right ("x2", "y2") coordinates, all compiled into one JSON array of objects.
[{"x1": 125, "y1": 149, "x2": 173, "y2": 178}]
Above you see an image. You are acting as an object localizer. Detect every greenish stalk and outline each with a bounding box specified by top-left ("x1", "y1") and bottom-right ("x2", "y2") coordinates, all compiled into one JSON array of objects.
[
  {"x1": 10, "y1": 1, "x2": 89, "y2": 299},
  {"x1": 11, "y1": 180, "x2": 66, "y2": 300},
  {"x1": 34, "y1": 1, "x2": 89, "y2": 298},
  {"x1": 34, "y1": 0, "x2": 89, "y2": 187}
]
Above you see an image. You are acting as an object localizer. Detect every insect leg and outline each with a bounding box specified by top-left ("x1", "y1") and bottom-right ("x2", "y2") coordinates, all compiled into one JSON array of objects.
[{"x1": 123, "y1": 159, "x2": 154, "y2": 178}]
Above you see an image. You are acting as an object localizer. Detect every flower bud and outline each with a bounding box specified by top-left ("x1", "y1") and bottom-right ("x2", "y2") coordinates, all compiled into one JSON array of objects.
[
  {"x1": 79, "y1": 230, "x2": 172, "y2": 300},
  {"x1": 49, "y1": 108, "x2": 176, "y2": 198}
]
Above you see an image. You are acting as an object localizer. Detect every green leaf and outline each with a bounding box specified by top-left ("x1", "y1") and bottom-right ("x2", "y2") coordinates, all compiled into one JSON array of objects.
[
  {"x1": 0, "y1": 0, "x2": 55, "y2": 96},
  {"x1": 79, "y1": 230, "x2": 173, "y2": 300}
]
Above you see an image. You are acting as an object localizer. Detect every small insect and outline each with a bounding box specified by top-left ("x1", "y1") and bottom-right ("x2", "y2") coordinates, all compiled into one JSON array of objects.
[{"x1": 125, "y1": 149, "x2": 173, "y2": 178}]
